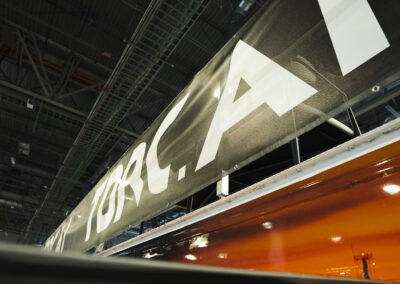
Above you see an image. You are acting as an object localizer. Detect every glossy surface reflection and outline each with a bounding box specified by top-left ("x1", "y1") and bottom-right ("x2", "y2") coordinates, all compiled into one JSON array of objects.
[{"x1": 131, "y1": 141, "x2": 400, "y2": 282}]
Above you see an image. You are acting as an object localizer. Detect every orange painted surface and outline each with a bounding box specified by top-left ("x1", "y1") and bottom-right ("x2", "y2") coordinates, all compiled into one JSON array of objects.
[{"x1": 132, "y1": 141, "x2": 400, "y2": 282}]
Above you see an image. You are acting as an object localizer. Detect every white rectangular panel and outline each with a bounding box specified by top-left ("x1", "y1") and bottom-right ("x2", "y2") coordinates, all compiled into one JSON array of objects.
[{"x1": 319, "y1": 0, "x2": 389, "y2": 75}]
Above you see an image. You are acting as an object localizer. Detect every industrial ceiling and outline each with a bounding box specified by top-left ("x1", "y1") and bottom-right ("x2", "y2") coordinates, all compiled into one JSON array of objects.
[
  {"x1": 0, "y1": 0, "x2": 398, "y2": 248},
  {"x1": 0, "y1": 0, "x2": 272, "y2": 245}
]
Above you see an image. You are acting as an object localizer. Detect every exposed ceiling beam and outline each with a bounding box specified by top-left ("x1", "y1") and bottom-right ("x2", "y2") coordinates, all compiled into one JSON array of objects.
[
  {"x1": 16, "y1": 30, "x2": 52, "y2": 97},
  {"x1": 120, "y1": 0, "x2": 221, "y2": 55},
  {"x1": 0, "y1": 190, "x2": 39, "y2": 206},
  {"x1": 0, "y1": 164, "x2": 89, "y2": 189},
  {"x1": 0, "y1": 79, "x2": 140, "y2": 138},
  {"x1": 0, "y1": 19, "x2": 184, "y2": 97},
  {"x1": 0, "y1": 7, "x2": 110, "y2": 60},
  {"x1": 0, "y1": 20, "x2": 111, "y2": 79},
  {"x1": 56, "y1": 81, "x2": 106, "y2": 101}
]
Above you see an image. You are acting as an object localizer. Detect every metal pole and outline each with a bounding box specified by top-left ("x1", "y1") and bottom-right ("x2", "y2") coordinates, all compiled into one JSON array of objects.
[
  {"x1": 30, "y1": 33, "x2": 54, "y2": 96},
  {"x1": 346, "y1": 107, "x2": 362, "y2": 136},
  {"x1": 16, "y1": 30, "x2": 51, "y2": 98},
  {"x1": 56, "y1": 81, "x2": 105, "y2": 101},
  {"x1": 186, "y1": 196, "x2": 194, "y2": 213},
  {"x1": 139, "y1": 222, "x2": 145, "y2": 234},
  {"x1": 290, "y1": 137, "x2": 301, "y2": 165}
]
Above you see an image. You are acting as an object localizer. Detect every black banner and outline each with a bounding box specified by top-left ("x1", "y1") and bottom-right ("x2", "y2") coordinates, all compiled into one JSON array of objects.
[{"x1": 45, "y1": 0, "x2": 400, "y2": 251}]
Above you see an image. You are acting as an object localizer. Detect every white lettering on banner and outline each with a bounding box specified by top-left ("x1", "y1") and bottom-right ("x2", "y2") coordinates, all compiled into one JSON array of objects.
[
  {"x1": 195, "y1": 40, "x2": 318, "y2": 171},
  {"x1": 77, "y1": 1, "x2": 390, "y2": 246},
  {"x1": 96, "y1": 164, "x2": 123, "y2": 233},
  {"x1": 85, "y1": 144, "x2": 146, "y2": 241},
  {"x1": 114, "y1": 142, "x2": 146, "y2": 223},
  {"x1": 318, "y1": 0, "x2": 389, "y2": 75},
  {"x1": 84, "y1": 95, "x2": 189, "y2": 242},
  {"x1": 45, "y1": 217, "x2": 71, "y2": 252},
  {"x1": 54, "y1": 217, "x2": 72, "y2": 252},
  {"x1": 146, "y1": 93, "x2": 190, "y2": 194},
  {"x1": 44, "y1": 229, "x2": 59, "y2": 250},
  {"x1": 54, "y1": 229, "x2": 64, "y2": 252},
  {"x1": 85, "y1": 179, "x2": 107, "y2": 241}
]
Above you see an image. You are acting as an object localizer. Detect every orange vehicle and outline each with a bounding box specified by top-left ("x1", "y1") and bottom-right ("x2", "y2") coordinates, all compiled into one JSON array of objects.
[{"x1": 102, "y1": 119, "x2": 400, "y2": 282}]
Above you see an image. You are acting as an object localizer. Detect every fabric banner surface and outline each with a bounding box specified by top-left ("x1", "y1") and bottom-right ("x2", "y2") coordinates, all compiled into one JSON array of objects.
[{"x1": 45, "y1": 0, "x2": 400, "y2": 251}]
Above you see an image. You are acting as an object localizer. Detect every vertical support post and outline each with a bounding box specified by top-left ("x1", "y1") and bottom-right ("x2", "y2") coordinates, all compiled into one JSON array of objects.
[
  {"x1": 186, "y1": 196, "x2": 194, "y2": 213},
  {"x1": 32, "y1": 102, "x2": 42, "y2": 133},
  {"x1": 347, "y1": 107, "x2": 362, "y2": 136},
  {"x1": 362, "y1": 259, "x2": 370, "y2": 279},
  {"x1": 354, "y1": 252, "x2": 372, "y2": 280},
  {"x1": 290, "y1": 137, "x2": 301, "y2": 165},
  {"x1": 15, "y1": 41, "x2": 23, "y2": 84},
  {"x1": 139, "y1": 221, "x2": 145, "y2": 234},
  {"x1": 216, "y1": 174, "x2": 229, "y2": 198},
  {"x1": 0, "y1": 56, "x2": 9, "y2": 80}
]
